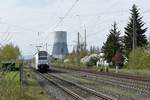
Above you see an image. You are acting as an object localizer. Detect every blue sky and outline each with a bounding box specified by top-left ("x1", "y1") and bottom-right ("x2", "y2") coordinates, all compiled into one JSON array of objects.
[{"x1": 0, "y1": 0, "x2": 150, "y2": 57}]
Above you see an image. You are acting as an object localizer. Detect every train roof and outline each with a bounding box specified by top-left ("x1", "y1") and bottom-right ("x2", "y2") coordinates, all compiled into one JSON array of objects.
[{"x1": 33, "y1": 51, "x2": 48, "y2": 56}]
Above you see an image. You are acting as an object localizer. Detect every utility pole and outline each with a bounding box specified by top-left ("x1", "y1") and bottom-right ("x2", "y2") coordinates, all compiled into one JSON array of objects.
[
  {"x1": 37, "y1": 32, "x2": 40, "y2": 45},
  {"x1": 77, "y1": 32, "x2": 80, "y2": 53},
  {"x1": 36, "y1": 46, "x2": 42, "y2": 51},
  {"x1": 77, "y1": 32, "x2": 80, "y2": 64},
  {"x1": 59, "y1": 17, "x2": 64, "y2": 27},
  {"x1": 84, "y1": 27, "x2": 87, "y2": 51}
]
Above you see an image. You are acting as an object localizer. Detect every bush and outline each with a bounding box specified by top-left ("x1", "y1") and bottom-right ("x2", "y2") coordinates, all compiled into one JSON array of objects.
[
  {"x1": 0, "y1": 44, "x2": 21, "y2": 62},
  {"x1": 127, "y1": 47, "x2": 150, "y2": 69},
  {"x1": 86, "y1": 56, "x2": 98, "y2": 67},
  {"x1": 86, "y1": 61, "x2": 94, "y2": 67}
]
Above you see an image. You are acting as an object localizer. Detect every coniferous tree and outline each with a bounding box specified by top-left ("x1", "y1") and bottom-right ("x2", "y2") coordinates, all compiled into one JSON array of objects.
[
  {"x1": 124, "y1": 4, "x2": 148, "y2": 56},
  {"x1": 102, "y1": 22, "x2": 122, "y2": 65}
]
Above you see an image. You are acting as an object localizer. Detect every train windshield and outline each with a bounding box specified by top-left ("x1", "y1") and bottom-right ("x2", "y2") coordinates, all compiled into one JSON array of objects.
[
  {"x1": 38, "y1": 51, "x2": 47, "y2": 56},
  {"x1": 38, "y1": 51, "x2": 48, "y2": 60}
]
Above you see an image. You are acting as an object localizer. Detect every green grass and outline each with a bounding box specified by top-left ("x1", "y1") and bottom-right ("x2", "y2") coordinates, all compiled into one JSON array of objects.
[
  {"x1": 0, "y1": 71, "x2": 21, "y2": 100},
  {"x1": 0, "y1": 66, "x2": 52, "y2": 100},
  {"x1": 23, "y1": 66, "x2": 52, "y2": 100}
]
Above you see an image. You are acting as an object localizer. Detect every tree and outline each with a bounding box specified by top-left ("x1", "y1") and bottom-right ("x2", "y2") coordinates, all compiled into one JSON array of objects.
[
  {"x1": 112, "y1": 50, "x2": 124, "y2": 68},
  {"x1": 102, "y1": 22, "x2": 122, "y2": 65},
  {"x1": 124, "y1": 4, "x2": 148, "y2": 56},
  {"x1": 0, "y1": 44, "x2": 21, "y2": 61},
  {"x1": 79, "y1": 46, "x2": 87, "y2": 58},
  {"x1": 89, "y1": 46, "x2": 100, "y2": 54}
]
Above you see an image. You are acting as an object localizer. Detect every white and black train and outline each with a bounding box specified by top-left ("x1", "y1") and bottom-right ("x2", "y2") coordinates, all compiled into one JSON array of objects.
[{"x1": 34, "y1": 51, "x2": 49, "y2": 72}]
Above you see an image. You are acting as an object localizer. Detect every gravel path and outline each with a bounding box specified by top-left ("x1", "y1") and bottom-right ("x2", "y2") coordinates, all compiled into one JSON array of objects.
[{"x1": 32, "y1": 71, "x2": 76, "y2": 100}]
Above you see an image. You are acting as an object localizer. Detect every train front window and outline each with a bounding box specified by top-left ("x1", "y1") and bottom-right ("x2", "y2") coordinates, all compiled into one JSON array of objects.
[{"x1": 38, "y1": 51, "x2": 47, "y2": 56}]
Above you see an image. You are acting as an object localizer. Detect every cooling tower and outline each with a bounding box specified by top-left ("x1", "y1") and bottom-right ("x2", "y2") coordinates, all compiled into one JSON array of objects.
[{"x1": 52, "y1": 31, "x2": 69, "y2": 59}]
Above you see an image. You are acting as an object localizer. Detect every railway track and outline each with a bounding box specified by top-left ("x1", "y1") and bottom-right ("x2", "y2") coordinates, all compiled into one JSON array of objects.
[
  {"x1": 52, "y1": 67, "x2": 150, "y2": 95},
  {"x1": 92, "y1": 74, "x2": 150, "y2": 94},
  {"x1": 52, "y1": 65, "x2": 150, "y2": 82},
  {"x1": 37, "y1": 71, "x2": 116, "y2": 100}
]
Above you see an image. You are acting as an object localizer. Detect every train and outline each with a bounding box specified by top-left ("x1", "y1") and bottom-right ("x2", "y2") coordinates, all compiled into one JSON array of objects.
[{"x1": 33, "y1": 51, "x2": 50, "y2": 72}]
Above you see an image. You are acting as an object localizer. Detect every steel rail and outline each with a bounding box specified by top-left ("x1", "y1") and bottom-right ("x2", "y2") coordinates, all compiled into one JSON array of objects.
[
  {"x1": 52, "y1": 65, "x2": 150, "y2": 82},
  {"x1": 47, "y1": 73, "x2": 116, "y2": 100},
  {"x1": 51, "y1": 67, "x2": 150, "y2": 95},
  {"x1": 38, "y1": 72, "x2": 86, "y2": 100},
  {"x1": 53, "y1": 67, "x2": 150, "y2": 94}
]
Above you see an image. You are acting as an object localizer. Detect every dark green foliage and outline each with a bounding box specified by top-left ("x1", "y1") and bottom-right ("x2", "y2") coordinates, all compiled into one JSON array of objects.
[
  {"x1": 2, "y1": 62, "x2": 16, "y2": 71},
  {"x1": 102, "y1": 22, "x2": 122, "y2": 65},
  {"x1": 86, "y1": 56, "x2": 99, "y2": 67},
  {"x1": 124, "y1": 4, "x2": 148, "y2": 56}
]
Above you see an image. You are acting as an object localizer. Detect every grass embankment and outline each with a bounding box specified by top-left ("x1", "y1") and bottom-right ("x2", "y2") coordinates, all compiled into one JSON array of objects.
[
  {"x1": 0, "y1": 71, "x2": 20, "y2": 100},
  {"x1": 0, "y1": 66, "x2": 51, "y2": 100},
  {"x1": 23, "y1": 66, "x2": 51, "y2": 100},
  {"x1": 52, "y1": 63, "x2": 150, "y2": 76}
]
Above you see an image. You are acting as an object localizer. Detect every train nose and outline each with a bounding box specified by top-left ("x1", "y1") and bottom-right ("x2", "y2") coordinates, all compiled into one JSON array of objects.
[
  {"x1": 38, "y1": 65, "x2": 44, "y2": 69},
  {"x1": 38, "y1": 64, "x2": 49, "y2": 72}
]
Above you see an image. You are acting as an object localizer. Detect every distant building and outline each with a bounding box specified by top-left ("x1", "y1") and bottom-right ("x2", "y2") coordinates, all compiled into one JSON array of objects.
[{"x1": 52, "y1": 31, "x2": 69, "y2": 59}]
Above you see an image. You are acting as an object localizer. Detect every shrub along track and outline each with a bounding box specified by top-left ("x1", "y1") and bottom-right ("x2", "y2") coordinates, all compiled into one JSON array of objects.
[
  {"x1": 37, "y1": 71, "x2": 116, "y2": 100},
  {"x1": 51, "y1": 67, "x2": 150, "y2": 97}
]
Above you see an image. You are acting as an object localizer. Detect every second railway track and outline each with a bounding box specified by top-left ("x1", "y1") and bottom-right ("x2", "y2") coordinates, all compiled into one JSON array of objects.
[
  {"x1": 37, "y1": 71, "x2": 116, "y2": 100},
  {"x1": 52, "y1": 67, "x2": 150, "y2": 95}
]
